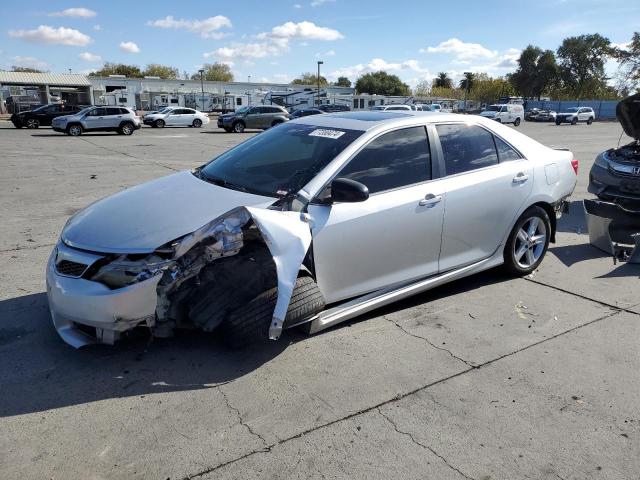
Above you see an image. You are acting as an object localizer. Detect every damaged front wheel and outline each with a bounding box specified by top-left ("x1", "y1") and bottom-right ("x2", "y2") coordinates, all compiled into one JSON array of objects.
[{"x1": 220, "y1": 276, "x2": 325, "y2": 348}]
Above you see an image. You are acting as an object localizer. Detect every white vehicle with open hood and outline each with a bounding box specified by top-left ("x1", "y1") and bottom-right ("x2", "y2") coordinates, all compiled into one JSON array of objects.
[{"x1": 47, "y1": 111, "x2": 578, "y2": 348}]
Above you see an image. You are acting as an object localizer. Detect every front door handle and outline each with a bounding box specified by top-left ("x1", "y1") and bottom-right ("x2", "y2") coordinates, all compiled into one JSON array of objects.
[
  {"x1": 419, "y1": 194, "x2": 442, "y2": 207},
  {"x1": 512, "y1": 173, "x2": 529, "y2": 184}
]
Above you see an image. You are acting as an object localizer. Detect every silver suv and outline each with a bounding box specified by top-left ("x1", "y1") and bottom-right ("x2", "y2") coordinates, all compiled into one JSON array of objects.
[
  {"x1": 52, "y1": 106, "x2": 142, "y2": 136},
  {"x1": 217, "y1": 105, "x2": 290, "y2": 133}
]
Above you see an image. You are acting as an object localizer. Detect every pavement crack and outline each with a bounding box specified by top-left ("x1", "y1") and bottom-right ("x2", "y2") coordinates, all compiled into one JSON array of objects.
[
  {"x1": 377, "y1": 408, "x2": 474, "y2": 480},
  {"x1": 0, "y1": 242, "x2": 55, "y2": 253},
  {"x1": 77, "y1": 136, "x2": 179, "y2": 172},
  {"x1": 218, "y1": 387, "x2": 269, "y2": 449},
  {"x1": 384, "y1": 314, "x2": 478, "y2": 368}
]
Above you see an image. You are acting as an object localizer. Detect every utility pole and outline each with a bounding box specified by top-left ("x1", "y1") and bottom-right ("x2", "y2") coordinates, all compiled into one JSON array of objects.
[
  {"x1": 247, "y1": 75, "x2": 251, "y2": 106},
  {"x1": 317, "y1": 60, "x2": 323, "y2": 107},
  {"x1": 198, "y1": 69, "x2": 205, "y2": 112}
]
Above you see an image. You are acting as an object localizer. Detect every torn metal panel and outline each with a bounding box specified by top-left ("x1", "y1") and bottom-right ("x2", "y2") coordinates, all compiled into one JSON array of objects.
[
  {"x1": 584, "y1": 199, "x2": 640, "y2": 263},
  {"x1": 245, "y1": 208, "x2": 313, "y2": 339}
]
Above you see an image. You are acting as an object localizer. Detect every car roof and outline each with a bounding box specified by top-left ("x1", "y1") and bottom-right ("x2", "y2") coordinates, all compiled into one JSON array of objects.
[{"x1": 291, "y1": 110, "x2": 466, "y2": 131}]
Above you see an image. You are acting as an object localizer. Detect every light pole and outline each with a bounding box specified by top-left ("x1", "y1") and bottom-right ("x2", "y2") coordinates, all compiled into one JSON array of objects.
[
  {"x1": 463, "y1": 71, "x2": 471, "y2": 113},
  {"x1": 198, "y1": 69, "x2": 205, "y2": 112},
  {"x1": 317, "y1": 60, "x2": 323, "y2": 107},
  {"x1": 247, "y1": 75, "x2": 251, "y2": 106}
]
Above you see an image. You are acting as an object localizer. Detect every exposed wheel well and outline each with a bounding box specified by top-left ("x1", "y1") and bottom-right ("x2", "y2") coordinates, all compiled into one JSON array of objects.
[{"x1": 531, "y1": 202, "x2": 556, "y2": 243}]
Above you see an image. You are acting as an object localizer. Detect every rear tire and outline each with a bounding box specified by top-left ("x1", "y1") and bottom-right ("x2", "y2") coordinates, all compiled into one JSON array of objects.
[
  {"x1": 221, "y1": 276, "x2": 325, "y2": 348},
  {"x1": 119, "y1": 122, "x2": 134, "y2": 135},
  {"x1": 587, "y1": 117, "x2": 593, "y2": 125},
  {"x1": 67, "y1": 124, "x2": 83, "y2": 136},
  {"x1": 513, "y1": 117, "x2": 521, "y2": 126},
  {"x1": 232, "y1": 121, "x2": 245, "y2": 133},
  {"x1": 155, "y1": 119, "x2": 165, "y2": 128},
  {"x1": 192, "y1": 118, "x2": 203, "y2": 128},
  {"x1": 503, "y1": 206, "x2": 551, "y2": 276}
]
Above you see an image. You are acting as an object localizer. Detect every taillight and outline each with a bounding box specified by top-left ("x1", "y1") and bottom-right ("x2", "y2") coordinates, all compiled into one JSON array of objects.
[{"x1": 571, "y1": 159, "x2": 579, "y2": 175}]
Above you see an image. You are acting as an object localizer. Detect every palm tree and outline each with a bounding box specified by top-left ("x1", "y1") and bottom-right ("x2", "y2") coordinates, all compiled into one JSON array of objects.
[
  {"x1": 434, "y1": 72, "x2": 452, "y2": 89},
  {"x1": 459, "y1": 72, "x2": 475, "y2": 91}
]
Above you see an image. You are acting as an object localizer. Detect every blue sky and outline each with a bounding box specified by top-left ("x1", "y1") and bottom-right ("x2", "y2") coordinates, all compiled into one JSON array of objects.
[{"x1": 1, "y1": 0, "x2": 637, "y2": 86}]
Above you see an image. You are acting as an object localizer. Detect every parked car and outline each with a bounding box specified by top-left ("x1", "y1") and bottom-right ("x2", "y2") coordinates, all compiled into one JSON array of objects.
[
  {"x1": 588, "y1": 94, "x2": 640, "y2": 207},
  {"x1": 525, "y1": 108, "x2": 540, "y2": 121},
  {"x1": 46, "y1": 111, "x2": 577, "y2": 349},
  {"x1": 291, "y1": 108, "x2": 324, "y2": 118},
  {"x1": 11, "y1": 103, "x2": 87, "y2": 129},
  {"x1": 51, "y1": 106, "x2": 141, "y2": 136},
  {"x1": 536, "y1": 110, "x2": 557, "y2": 122},
  {"x1": 479, "y1": 104, "x2": 524, "y2": 126},
  {"x1": 143, "y1": 107, "x2": 209, "y2": 128},
  {"x1": 318, "y1": 104, "x2": 350, "y2": 113},
  {"x1": 371, "y1": 104, "x2": 413, "y2": 111},
  {"x1": 555, "y1": 107, "x2": 595, "y2": 125},
  {"x1": 217, "y1": 105, "x2": 290, "y2": 133}
]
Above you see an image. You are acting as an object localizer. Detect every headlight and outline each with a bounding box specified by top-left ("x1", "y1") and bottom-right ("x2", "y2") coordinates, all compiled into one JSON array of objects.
[
  {"x1": 91, "y1": 255, "x2": 175, "y2": 289},
  {"x1": 593, "y1": 152, "x2": 609, "y2": 170}
]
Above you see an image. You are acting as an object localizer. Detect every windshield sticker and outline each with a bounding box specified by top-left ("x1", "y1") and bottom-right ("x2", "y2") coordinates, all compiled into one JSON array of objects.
[{"x1": 309, "y1": 129, "x2": 345, "y2": 139}]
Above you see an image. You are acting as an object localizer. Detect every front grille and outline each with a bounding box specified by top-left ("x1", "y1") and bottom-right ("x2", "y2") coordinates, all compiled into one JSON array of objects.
[{"x1": 56, "y1": 260, "x2": 88, "y2": 277}]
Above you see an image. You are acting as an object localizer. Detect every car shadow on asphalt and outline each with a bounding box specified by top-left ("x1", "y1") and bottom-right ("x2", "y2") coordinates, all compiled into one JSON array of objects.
[{"x1": 0, "y1": 268, "x2": 512, "y2": 418}]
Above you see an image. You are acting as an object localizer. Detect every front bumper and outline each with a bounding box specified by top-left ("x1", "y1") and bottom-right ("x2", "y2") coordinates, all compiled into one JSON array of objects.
[
  {"x1": 46, "y1": 247, "x2": 160, "y2": 348},
  {"x1": 588, "y1": 161, "x2": 640, "y2": 204},
  {"x1": 52, "y1": 125, "x2": 66, "y2": 132}
]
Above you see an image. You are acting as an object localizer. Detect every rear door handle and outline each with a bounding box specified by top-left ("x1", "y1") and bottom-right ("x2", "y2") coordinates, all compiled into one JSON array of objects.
[
  {"x1": 512, "y1": 173, "x2": 529, "y2": 184},
  {"x1": 419, "y1": 194, "x2": 442, "y2": 207}
]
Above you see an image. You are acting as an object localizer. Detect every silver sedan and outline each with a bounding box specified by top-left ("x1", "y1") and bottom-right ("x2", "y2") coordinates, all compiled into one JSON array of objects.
[{"x1": 47, "y1": 111, "x2": 578, "y2": 348}]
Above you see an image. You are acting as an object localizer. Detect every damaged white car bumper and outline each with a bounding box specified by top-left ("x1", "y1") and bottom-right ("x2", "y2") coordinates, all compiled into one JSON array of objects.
[{"x1": 46, "y1": 242, "x2": 160, "y2": 347}]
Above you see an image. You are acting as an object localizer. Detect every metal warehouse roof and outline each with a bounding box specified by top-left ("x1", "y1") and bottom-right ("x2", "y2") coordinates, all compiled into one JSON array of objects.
[{"x1": 0, "y1": 72, "x2": 91, "y2": 87}]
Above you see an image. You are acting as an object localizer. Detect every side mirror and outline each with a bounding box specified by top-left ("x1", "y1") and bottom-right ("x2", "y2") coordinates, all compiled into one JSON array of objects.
[{"x1": 330, "y1": 178, "x2": 369, "y2": 203}]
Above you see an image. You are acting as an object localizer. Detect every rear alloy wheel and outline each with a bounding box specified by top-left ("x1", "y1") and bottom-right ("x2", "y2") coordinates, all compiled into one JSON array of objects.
[
  {"x1": 192, "y1": 118, "x2": 203, "y2": 128},
  {"x1": 119, "y1": 122, "x2": 134, "y2": 135},
  {"x1": 67, "y1": 124, "x2": 83, "y2": 136},
  {"x1": 571, "y1": 117, "x2": 578, "y2": 125},
  {"x1": 503, "y1": 206, "x2": 551, "y2": 276},
  {"x1": 232, "y1": 121, "x2": 245, "y2": 133},
  {"x1": 155, "y1": 119, "x2": 165, "y2": 128},
  {"x1": 26, "y1": 118, "x2": 39, "y2": 129},
  {"x1": 513, "y1": 117, "x2": 521, "y2": 126},
  {"x1": 587, "y1": 117, "x2": 593, "y2": 125}
]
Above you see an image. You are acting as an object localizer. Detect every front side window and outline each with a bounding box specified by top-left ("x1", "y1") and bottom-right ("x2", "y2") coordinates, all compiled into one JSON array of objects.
[
  {"x1": 200, "y1": 123, "x2": 363, "y2": 197},
  {"x1": 436, "y1": 124, "x2": 498, "y2": 175},
  {"x1": 338, "y1": 126, "x2": 431, "y2": 194}
]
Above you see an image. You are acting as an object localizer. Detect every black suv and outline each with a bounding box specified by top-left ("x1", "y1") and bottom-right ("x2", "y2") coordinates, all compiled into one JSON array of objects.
[
  {"x1": 11, "y1": 103, "x2": 87, "y2": 129},
  {"x1": 317, "y1": 104, "x2": 350, "y2": 113}
]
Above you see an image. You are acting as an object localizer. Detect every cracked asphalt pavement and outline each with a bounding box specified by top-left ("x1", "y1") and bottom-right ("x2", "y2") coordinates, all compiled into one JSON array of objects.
[{"x1": 0, "y1": 120, "x2": 638, "y2": 480}]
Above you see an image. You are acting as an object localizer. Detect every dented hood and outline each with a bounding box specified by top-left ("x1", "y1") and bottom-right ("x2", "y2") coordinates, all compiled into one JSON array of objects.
[
  {"x1": 617, "y1": 93, "x2": 640, "y2": 140},
  {"x1": 62, "y1": 171, "x2": 275, "y2": 254}
]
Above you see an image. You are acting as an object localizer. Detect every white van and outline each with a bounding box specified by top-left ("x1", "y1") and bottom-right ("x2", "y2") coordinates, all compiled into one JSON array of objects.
[{"x1": 479, "y1": 104, "x2": 524, "y2": 126}]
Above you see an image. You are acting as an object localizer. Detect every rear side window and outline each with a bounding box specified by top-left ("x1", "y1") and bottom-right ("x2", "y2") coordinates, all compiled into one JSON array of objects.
[
  {"x1": 266, "y1": 107, "x2": 282, "y2": 113},
  {"x1": 119, "y1": 108, "x2": 130, "y2": 115},
  {"x1": 105, "y1": 107, "x2": 122, "y2": 115},
  {"x1": 338, "y1": 126, "x2": 431, "y2": 194},
  {"x1": 494, "y1": 136, "x2": 522, "y2": 162},
  {"x1": 436, "y1": 124, "x2": 498, "y2": 175}
]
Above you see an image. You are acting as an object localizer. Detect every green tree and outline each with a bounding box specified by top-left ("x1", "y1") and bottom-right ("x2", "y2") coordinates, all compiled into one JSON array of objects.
[
  {"x1": 433, "y1": 72, "x2": 452, "y2": 89},
  {"x1": 459, "y1": 72, "x2": 475, "y2": 91},
  {"x1": 614, "y1": 32, "x2": 640, "y2": 93},
  {"x1": 143, "y1": 63, "x2": 178, "y2": 79},
  {"x1": 292, "y1": 72, "x2": 328, "y2": 86},
  {"x1": 355, "y1": 71, "x2": 411, "y2": 95},
  {"x1": 191, "y1": 63, "x2": 234, "y2": 82},
  {"x1": 469, "y1": 74, "x2": 515, "y2": 105},
  {"x1": 334, "y1": 76, "x2": 352, "y2": 87},
  {"x1": 10, "y1": 66, "x2": 47, "y2": 73},
  {"x1": 89, "y1": 62, "x2": 143, "y2": 77},
  {"x1": 509, "y1": 46, "x2": 559, "y2": 99},
  {"x1": 556, "y1": 33, "x2": 613, "y2": 98}
]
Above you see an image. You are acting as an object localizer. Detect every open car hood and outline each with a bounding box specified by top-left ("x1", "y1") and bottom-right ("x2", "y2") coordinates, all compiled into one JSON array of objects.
[{"x1": 617, "y1": 93, "x2": 640, "y2": 140}]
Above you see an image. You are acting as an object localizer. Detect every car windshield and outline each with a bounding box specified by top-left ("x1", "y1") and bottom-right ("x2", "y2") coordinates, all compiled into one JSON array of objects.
[
  {"x1": 199, "y1": 123, "x2": 364, "y2": 197},
  {"x1": 76, "y1": 106, "x2": 95, "y2": 115},
  {"x1": 486, "y1": 105, "x2": 501, "y2": 111},
  {"x1": 158, "y1": 107, "x2": 172, "y2": 113},
  {"x1": 235, "y1": 106, "x2": 251, "y2": 114},
  {"x1": 566, "y1": 108, "x2": 579, "y2": 112}
]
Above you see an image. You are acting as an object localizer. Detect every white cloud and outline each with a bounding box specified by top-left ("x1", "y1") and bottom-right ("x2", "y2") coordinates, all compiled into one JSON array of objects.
[
  {"x1": 78, "y1": 51, "x2": 102, "y2": 62},
  {"x1": 423, "y1": 38, "x2": 496, "y2": 61},
  {"x1": 293, "y1": 3, "x2": 302, "y2": 7},
  {"x1": 11, "y1": 56, "x2": 50, "y2": 70},
  {"x1": 330, "y1": 57, "x2": 431, "y2": 81},
  {"x1": 612, "y1": 41, "x2": 630, "y2": 51},
  {"x1": 147, "y1": 15, "x2": 232, "y2": 39},
  {"x1": 259, "y1": 20, "x2": 343, "y2": 41},
  {"x1": 316, "y1": 49, "x2": 335, "y2": 58},
  {"x1": 204, "y1": 41, "x2": 283, "y2": 60},
  {"x1": 8, "y1": 25, "x2": 91, "y2": 46},
  {"x1": 49, "y1": 7, "x2": 96, "y2": 18},
  {"x1": 93, "y1": 24, "x2": 101, "y2": 31},
  {"x1": 311, "y1": 0, "x2": 335, "y2": 6},
  {"x1": 119, "y1": 41, "x2": 140, "y2": 53}
]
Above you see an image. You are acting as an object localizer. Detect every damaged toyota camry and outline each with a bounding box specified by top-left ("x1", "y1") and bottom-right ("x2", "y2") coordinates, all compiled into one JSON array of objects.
[{"x1": 47, "y1": 111, "x2": 578, "y2": 348}]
